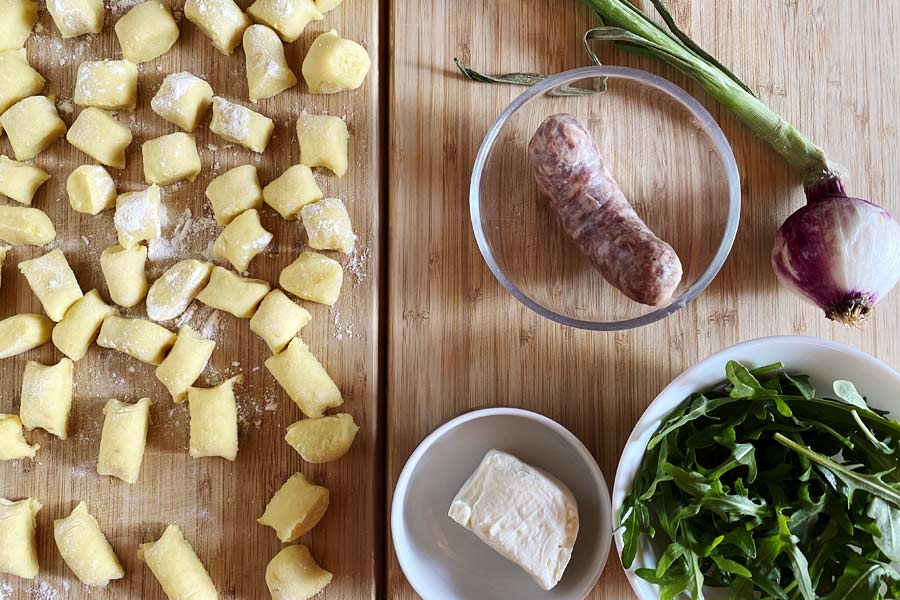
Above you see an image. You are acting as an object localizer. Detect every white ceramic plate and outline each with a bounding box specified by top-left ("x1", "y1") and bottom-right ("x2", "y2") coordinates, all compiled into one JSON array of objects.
[
  {"x1": 392, "y1": 408, "x2": 612, "y2": 600},
  {"x1": 613, "y1": 335, "x2": 900, "y2": 600}
]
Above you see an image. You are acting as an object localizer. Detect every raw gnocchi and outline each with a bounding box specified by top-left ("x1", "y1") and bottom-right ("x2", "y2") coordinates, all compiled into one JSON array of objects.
[
  {"x1": 100, "y1": 244, "x2": 148, "y2": 307},
  {"x1": 138, "y1": 524, "x2": 219, "y2": 600},
  {"x1": 0, "y1": 414, "x2": 39, "y2": 460},
  {"x1": 114, "y1": 184, "x2": 161, "y2": 248},
  {"x1": 0, "y1": 155, "x2": 50, "y2": 205},
  {"x1": 97, "y1": 314, "x2": 176, "y2": 365},
  {"x1": 279, "y1": 250, "x2": 343, "y2": 306},
  {"x1": 0, "y1": 95, "x2": 67, "y2": 161},
  {"x1": 67, "y1": 165, "x2": 117, "y2": 214},
  {"x1": 213, "y1": 208, "x2": 272, "y2": 272},
  {"x1": 205, "y1": 164, "x2": 263, "y2": 225},
  {"x1": 142, "y1": 132, "x2": 202, "y2": 185},
  {"x1": 53, "y1": 502, "x2": 125, "y2": 587},
  {"x1": 0, "y1": 0, "x2": 38, "y2": 50},
  {"x1": 19, "y1": 357, "x2": 75, "y2": 439},
  {"x1": 196, "y1": 265, "x2": 270, "y2": 318},
  {"x1": 264, "y1": 337, "x2": 342, "y2": 418},
  {"x1": 151, "y1": 71, "x2": 214, "y2": 132},
  {"x1": 209, "y1": 96, "x2": 273, "y2": 153},
  {"x1": 46, "y1": 0, "x2": 104, "y2": 38},
  {"x1": 114, "y1": 0, "x2": 180, "y2": 63},
  {"x1": 185, "y1": 0, "x2": 251, "y2": 55},
  {"x1": 0, "y1": 313, "x2": 52, "y2": 359},
  {"x1": 66, "y1": 107, "x2": 133, "y2": 169},
  {"x1": 247, "y1": 0, "x2": 321, "y2": 43},
  {"x1": 301, "y1": 197, "x2": 356, "y2": 254},
  {"x1": 257, "y1": 472, "x2": 329, "y2": 542},
  {"x1": 18, "y1": 248, "x2": 84, "y2": 321},
  {"x1": 296, "y1": 113, "x2": 348, "y2": 176},
  {"x1": 266, "y1": 545, "x2": 333, "y2": 600},
  {"x1": 262, "y1": 164, "x2": 323, "y2": 219},
  {"x1": 188, "y1": 376, "x2": 239, "y2": 460},
  {"x1": 314, "y1": 0, "x2": 342, "y2": 12},
  {"x1": 0, "y1": 48, "x2": 45, "y2": 115},
  {"x1": 146, "y1": 259, "x2": 213, "y2": 322},
  {"x1": 73, "y1": 59, "x2": 139, "y2": 111},
  {"x1": 96, "y1": 397, "x2": 151, "y2": 484},
  {"x1": 243, "y1": 24, "x2": 297, "y2": 102},
  {"x1": 0, "y1": 205, "x2": 56, "y2": 245},
  {"x1": 249, "y1": 289, "x2": 311, "y2": 353},
  {"x1": 52, "y1": 289, "x2": 115, "y2": 361},
  {"x1": 0, "y1": 497, "x2": 41, "y2": 579},
  {"x1": 284, "y1": 413, "x2": 359, "y2": 463},
  {"x1": 156, "y1": 326, "x2": 215, "y2": 403},
  {"x1": 301, "y1": 29, "x2": 371, "y2": 94}
]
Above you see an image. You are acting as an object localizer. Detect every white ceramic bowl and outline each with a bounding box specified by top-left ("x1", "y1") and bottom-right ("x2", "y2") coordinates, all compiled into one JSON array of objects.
[
  {"x1": 613, "y1": 336, "x2": 900, "y2": 600},
  {"x1": 392, "y1": 408, "x2": 612, "y2": 600}
]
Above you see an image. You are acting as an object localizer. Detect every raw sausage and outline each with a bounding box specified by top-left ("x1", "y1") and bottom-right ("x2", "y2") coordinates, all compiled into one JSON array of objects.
[{"x1": 528, "y1": 113, "x2": 683, "y2": 306}]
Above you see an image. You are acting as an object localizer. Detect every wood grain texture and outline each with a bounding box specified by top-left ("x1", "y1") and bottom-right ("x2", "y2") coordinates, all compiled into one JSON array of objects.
[
  {"x1": 387, "y1": 1, "x2": 900, "y2": 599},
  {"x1": 0, "y1": 0, "x2": 381, "y2": 598}
]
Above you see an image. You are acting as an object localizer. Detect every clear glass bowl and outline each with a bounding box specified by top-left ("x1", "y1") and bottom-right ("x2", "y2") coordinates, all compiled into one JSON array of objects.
[{"x1": 470, "y1": 66, "x2": 741, "y2": 330}]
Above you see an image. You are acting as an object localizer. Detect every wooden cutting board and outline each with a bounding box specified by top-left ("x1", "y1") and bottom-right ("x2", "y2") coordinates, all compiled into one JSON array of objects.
[{"x1": 0, "y1": 1, "x2": 382, "y2": 598}]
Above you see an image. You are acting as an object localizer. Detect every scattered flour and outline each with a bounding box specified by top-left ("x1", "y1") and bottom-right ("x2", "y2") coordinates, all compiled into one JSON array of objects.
[
  {"x1": 31, "y1": 580, "x2": 59, "y2": 600},
  {"x1": 147, "y1": 208, "x2": 220, "y2": 264},
  {"x1": 0, "y1": 583, "x2": 11, "y2": 600}
]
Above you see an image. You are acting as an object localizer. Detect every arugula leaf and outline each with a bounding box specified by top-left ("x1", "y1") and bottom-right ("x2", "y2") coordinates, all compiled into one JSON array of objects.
[
  {"x1": 784, "y1": 373, "x2": 816, "y2": 399},
  {"x1": 833, "y1": 379, "x2": 868, "y2": 409},
  {"x1": 821, "y1": 557, "x2": 899, "y2": 600},
  {"x1": 726, "y1": 361, "x2": 777, "y2": 399},
  {"x1": 867, "y1": 496, "x2": 900, "y2": 562}
]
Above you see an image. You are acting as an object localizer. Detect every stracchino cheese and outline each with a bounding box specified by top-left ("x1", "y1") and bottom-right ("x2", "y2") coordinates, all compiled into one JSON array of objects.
[{"x1": 448, "y1": 449, "x2": 579, "y2": 590}]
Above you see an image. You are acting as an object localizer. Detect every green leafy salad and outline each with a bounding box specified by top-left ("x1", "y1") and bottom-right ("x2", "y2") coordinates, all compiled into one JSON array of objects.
[{"x1": 619, "y1": 361, "x2": 900, "y2": 600}]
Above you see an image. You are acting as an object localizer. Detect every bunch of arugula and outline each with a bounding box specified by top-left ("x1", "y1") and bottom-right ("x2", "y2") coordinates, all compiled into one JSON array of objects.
[{"x1": 619, "y1": 361, "x2": 900, "y2": 599}]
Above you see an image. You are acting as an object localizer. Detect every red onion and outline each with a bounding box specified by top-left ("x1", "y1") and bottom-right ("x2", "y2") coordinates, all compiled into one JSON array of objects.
[{"x1": 772, "y1": 177, "x2": 900, "y2": 326}]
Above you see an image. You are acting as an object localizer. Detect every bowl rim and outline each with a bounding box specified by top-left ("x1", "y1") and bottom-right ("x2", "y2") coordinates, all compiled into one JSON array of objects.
[
  {"x1": 391, "y1": 406, "x2": 613, "y2": 600},
  {"x1": 469, "y1": 65, "x2": 742, "y2": 331},
  {"x1": 611, "y1": 335, "x2": 900, "y2": 599}
]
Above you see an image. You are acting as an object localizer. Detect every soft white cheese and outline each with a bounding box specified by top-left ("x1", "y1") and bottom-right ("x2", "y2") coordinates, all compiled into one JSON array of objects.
[{"x1": 448, "y1": 449, "x2": 579, "y2": 591}]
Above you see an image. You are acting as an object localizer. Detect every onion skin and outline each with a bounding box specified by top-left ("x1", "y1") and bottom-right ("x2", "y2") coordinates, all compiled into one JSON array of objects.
[{"x1": 772, "y1": 178, "x2": 900, "y2": 326}]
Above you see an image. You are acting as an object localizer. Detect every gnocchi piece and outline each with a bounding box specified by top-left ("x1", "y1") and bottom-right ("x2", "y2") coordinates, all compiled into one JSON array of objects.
[
  {"x1": 185, "y1": 0, "x2": 251, "y2": 55},
  {"x1": 249, "y1": 289, "x2": 311, "y2": 353},
  {"x1": 19, "y1": 358, "x2": 75, "y2": 439},
  {"x1": 0, "y1": 155, "x2": 50, "y2": 205},
  {"x1": 0, "y1": 0, "x2": 38, "y2": 50},
  {"x1": 67, "y1": 165, "x2": 117, "y2": 214},
  {"x1": 0, "y1": 48, "x2": 45, "y2": 114},
  {"x1": 146, "y1": 259, "x2": 213, "y2": 322},
  {"x1": 263, "y1": 165, "x2": 322, "y2": 219},
  {"x1": 314, "y1": 0, "x2": 342, "y2": 12},
  {"x1": 0, "y1": 414, "x2": 39, "y2": 460},
  {"x1": 96, "y1": 398, "x2": 150, "y2": 483},
  {"x1": 46, "y1": 0, "x2": 104, "y2": 38},
  {"x1": 100, "y1": 244, "x2": 148, "y2": 307},
  {"x1": 302, "y1": 30, "x2": 371, "y2": 94},
  {"x1": 266, "y1": 545, "x2": 332, "y2": 600},
  {"x1": 188, "y1": 376, "x2": 239, "y2": 460},
  {"x1": 114, "y1": 185, "x2": 161, "y2": 249},
  {"x1": 0, "y1": 313, "x2": 52, "y2": 359},
  {"x1": 205, "y1": 164, "x2": 263, "y2": 225},
  {"x1": 114, "y1": 0, "x2": 180, "y2": 63},
  {"x1": 247, "y1": 0, "x2": 321, "y2": 43},
  {"x1": 0, "y1": 205, "x2": 56, "y2": 245},
  {"x1": 142, "y1": 132, "x2": 202, "y2": 185},
  {"x1": 53, "y1": 502, "x2": 124, "y2": 587},
  {"x1": 284, "y1": 413, "x2": 358, "y2": 463},
  {"x1": 279, "y1": 251, "x2": 343, "y2": 306},
  {"x1": 295, "y1": 114, "x2": 348, "y2": 176},
  {"x1": 0, "y1": 497, "x2": 41, "y2": 579},
  {"x1": 18, "y1": 249, "x2": 84, "y2": 321},
  {"x1": 155, "y1": 326, "x2": 215, "y2": 403},
  {"x1": 257, "y1": 473, "x2": 329, "y2": 542},
  {"x1": 301, "y1": 198, "x2": 356, "y2": 254},
  {"x1": 209, "y1": 96, "x2": 273, "y2": 153},
  {"x1": 138, "y1": 525, "x2": 219, "y2": 600},
  {"x1": 66, "y1": 107, "x2": 133, "y2": 169},
  {"x1": 97, "y1": 315, "x2": 176, "y2": 365},
  {"x1": 151, "y1": 72, "x2": 214, "y2": 132},
  {"x1": 73, "y1": 60, "x2": 139, "y2": 111},
  {"x1": 196, "y1": 265, "x2": 270, "y2": 318},
  {"x1": 264, "y1": 337, "x2": 342, "y2": 418},
  {"x1": 243, "y1": 24, "x2": 297, "y2": 102},
  {"x1": 213, "y1": 208, "x2": 272, "y2": 272},
  {"x1": 0, "y1": 96, "x2": 67, "y2": 161},
  {"x1": 52, "y1": 289, "x2": 115, "y2": 361}
]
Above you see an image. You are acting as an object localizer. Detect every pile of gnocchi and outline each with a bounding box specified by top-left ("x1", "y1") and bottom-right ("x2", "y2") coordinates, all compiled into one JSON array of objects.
[{"x1": 0, "y1": 0, "x2": 370, "y2": 597}]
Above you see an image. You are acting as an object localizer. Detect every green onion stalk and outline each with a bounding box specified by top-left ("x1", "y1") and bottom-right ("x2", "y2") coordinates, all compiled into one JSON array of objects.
[{"x1": 458, "y1": 0, "x2": 900, "y2": 326}]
